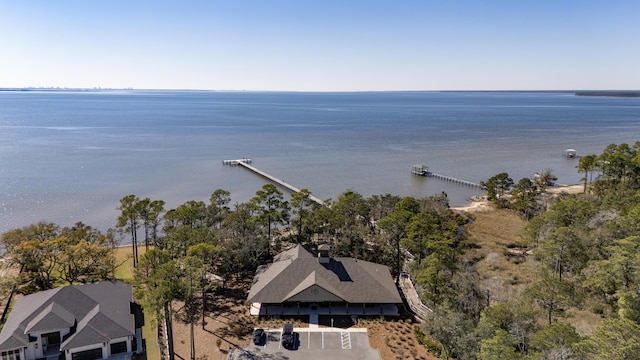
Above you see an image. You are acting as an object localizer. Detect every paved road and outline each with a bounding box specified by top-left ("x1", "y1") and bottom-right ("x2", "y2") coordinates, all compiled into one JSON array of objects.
[{"x1": 227, "y1": 327, "x2": 380, "y2": 360}]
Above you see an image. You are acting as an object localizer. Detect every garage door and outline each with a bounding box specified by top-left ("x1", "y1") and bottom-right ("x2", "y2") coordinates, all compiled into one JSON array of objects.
[
  {"x1": 71, "y1": 347, "x2": 103, "y2": 360},
  {"x1": 110, "y1": 341, "x2": 127, "y2": 355}
]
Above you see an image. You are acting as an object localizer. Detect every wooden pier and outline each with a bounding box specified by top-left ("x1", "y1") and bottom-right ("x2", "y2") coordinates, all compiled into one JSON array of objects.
[
  {"x1": 412, "y1": 164, "x2": 484, "y2": 189},
  {"x1": 222, "y1": 157, "x2": 252, "y2": 165},
  {"x1": 223, "y1": 159, "x2": 324, "y2": 206}
]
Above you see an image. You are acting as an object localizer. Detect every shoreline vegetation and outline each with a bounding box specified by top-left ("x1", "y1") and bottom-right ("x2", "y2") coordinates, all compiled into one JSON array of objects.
[{"x1": 451, "y1": 183, "x2": 583, "y2": 213}]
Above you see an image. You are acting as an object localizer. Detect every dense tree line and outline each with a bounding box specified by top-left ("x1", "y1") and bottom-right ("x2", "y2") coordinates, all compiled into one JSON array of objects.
[
  {"x1": 123, "y1": 186, "x2": 463, "y2": 291},
  {"x1": 422, "y1": 141, "x2": 640, "y2": 359},
  {"x1": 120, "y1": 184, "x2": 465, "y2": 360},
  {"x1": 0, "y1": 222, "x2": 117, "y2": 292}
]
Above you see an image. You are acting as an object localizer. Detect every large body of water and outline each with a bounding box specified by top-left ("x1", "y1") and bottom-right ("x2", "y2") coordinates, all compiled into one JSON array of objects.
[{"x1": 1, "y1": 90, "x2": 639, "y2": 234}]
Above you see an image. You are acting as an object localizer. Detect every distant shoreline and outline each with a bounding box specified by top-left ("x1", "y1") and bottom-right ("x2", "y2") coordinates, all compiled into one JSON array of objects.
[
  {"x1": 2, "y1": 88, "x2": 638, "y2": 97},
  {"x1": 0, "y1": 87, "x2": 133, "y2": 92},
  {"x1": 574, "y1": 91, "x2": 640, "y2": 98}
]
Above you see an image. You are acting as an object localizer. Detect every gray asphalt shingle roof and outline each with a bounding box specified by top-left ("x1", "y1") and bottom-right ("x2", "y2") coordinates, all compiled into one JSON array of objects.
[
  {"x1": 247, "y1": 245, "x2": 401, "y2": 304},
  {"x1": 25, "y1": 302, "x2": 76, "y2": 333},
  {"x1": 62, "y1": 311, "x2": 131, "y2": 350},
  {"x1": 0, "y1": 281, "x2": 134, "y2": 352}
]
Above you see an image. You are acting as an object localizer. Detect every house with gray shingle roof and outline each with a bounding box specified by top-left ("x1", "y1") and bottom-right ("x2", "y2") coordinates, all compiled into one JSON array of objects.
[
  {"x1": 0, "y1": 281, "x2": 143, "y2": 360},
  {"x1": 248, "y1": 245, "x2": 401, "y2": 317}
]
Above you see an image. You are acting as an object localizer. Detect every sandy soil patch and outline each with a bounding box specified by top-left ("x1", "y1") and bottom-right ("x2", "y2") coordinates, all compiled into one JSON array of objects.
[
  {"x1": 546, "y1": 183, "x2": 584, "y2": 195},
  {"x1": 453, "y1": 183, "x2": 584, "y2": 213},
  {"x1": 452, "y1": 196, "x2": 491, "y2": 213},
  {"x1": 169, "y1": 281, "x2": 254, "y2": 360}
]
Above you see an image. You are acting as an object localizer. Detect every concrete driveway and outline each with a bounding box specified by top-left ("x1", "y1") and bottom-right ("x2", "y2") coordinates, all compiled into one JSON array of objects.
[{"x1": 227, "y1": 327, "x2": 380, "y2": 360}]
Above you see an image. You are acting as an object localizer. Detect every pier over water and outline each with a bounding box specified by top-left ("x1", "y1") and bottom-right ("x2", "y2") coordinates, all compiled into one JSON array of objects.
[
  {"x1": 412, "y1": 164, "x2": 484, "y2": 189},
  {"x1": 223, "y1": 158, "x2": 325, "y2": 206}
]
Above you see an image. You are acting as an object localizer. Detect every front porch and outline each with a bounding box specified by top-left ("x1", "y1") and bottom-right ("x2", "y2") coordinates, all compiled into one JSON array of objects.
[{"x1": 250, "y1": 302, "x2": 399, "y2": 317}]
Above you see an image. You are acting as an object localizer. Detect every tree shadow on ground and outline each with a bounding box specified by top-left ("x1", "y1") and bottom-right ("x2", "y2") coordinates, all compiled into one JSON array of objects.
[{"x1": 226, "y1": 348, "x2": 290, "y2": 360}]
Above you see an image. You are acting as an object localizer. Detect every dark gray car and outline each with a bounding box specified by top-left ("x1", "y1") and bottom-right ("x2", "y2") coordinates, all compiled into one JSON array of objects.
[
  {"x1": 281, "y1": 323, "x2": 294, "y2": 349},
  {"x1": 252, "y1": 328, "x2": 265, "y2": 345}
]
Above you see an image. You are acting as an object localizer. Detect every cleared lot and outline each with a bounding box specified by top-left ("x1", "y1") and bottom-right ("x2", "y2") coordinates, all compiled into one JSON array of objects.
[{"x1": 228, "y1": 327, "x2": 381, "y2": 360}]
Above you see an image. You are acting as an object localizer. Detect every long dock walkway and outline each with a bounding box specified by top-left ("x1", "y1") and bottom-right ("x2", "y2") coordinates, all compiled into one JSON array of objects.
[
  {"x1": 412, "y1": 165, "x2": 484, "y2": 189},
  {"x1": 224, "y1": 158, "x2": 324, "y2": 206}
]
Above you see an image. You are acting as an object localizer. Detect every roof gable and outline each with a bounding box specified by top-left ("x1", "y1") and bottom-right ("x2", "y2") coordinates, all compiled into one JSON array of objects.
[
  {"x1": 61, "y1": 325, "x2": 108, "y2": 350},
  {"x1": 283, "y1": 271, "x2": 344, "y2": 302},
  {"x1": 0, "y1": 288, "x2": 61, "y2": 350},
  {"x1": 286, "y1": 284, "x2": 344, "y2": 302},
  {"x1": 61, "y1": 310, "x2": 132, "y2": 350},
  {"x1": 247, "y1": 245, "x2": 401, "y2": 305},
  {"x1": 25, "y1": 302, "x2": 75, "y2": 333},
  {"x1": 273, "y1": 244, "x2": 315, "y2": 262},
  {"x1": 0, "y1": 333, "x2": 27, "y2": 350},
  {"x1": 0, "y1": 281, "x2": 134, "y2": 352}
]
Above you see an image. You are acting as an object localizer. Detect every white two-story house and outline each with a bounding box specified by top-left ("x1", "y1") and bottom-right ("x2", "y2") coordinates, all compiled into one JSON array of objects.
[{"x1": 0, "y1": 281, "x2": 143, "y2": 360}]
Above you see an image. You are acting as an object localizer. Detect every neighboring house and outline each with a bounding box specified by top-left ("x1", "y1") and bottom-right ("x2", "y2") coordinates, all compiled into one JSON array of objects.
[
  {"x1": 0, "y1": 281, "x2": 143, "y2": 360},
  {"x1": 248, "y1": 244, "x2": 402, "y2": 316}
]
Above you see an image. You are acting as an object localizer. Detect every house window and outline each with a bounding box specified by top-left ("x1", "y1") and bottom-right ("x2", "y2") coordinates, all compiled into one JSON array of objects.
[{"x1": 1, "y1": 349, "x2": 21, "y2": 360}]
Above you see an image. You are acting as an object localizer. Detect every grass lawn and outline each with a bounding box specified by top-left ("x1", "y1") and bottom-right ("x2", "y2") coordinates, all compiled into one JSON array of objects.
[
  {"x1": 114, "y1": 245, "x2": 161, "y2": 360},
  {"x1": 114, "y1": 245, "x2": 140, "y2": 281}
]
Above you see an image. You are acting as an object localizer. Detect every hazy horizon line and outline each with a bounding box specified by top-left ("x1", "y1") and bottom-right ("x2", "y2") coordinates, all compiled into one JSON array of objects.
[{"x1": 2, "y1": 87, "x2": 639, "y2": 93}]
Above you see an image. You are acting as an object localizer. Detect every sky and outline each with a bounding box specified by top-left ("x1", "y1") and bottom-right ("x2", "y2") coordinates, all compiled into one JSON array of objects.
[{"x1": 1, "y1": 0, "x2": 639, "y2": 91}]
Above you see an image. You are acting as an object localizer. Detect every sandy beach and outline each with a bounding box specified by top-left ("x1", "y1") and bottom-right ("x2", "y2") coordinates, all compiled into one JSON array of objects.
[
  {"x1": 451, "y1": 196, "x2": 491, "y2": 213},
  {"x1": 546, "y1": 183, "x2": 584, "y2": 195},
  {"x1": 451, "y1": 184, "x2": 584, "y2": 213}
]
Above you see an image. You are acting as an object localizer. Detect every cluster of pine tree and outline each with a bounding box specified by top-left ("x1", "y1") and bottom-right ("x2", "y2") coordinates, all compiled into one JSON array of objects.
[{"x1": 419, "y1": 142, "x2": 640, "y2": 359}]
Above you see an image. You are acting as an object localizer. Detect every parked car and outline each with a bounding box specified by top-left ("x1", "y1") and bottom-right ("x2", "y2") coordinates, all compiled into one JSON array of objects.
[
  {"x1": 281, "y1": 323, "x2": 294, "y2": 349},
  {"x1": 252, "y1": 328, "x2": 265, "y2": 345}
]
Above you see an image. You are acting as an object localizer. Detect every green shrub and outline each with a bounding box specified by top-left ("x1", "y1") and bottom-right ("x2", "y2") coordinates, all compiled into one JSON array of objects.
[{"x1": 414, "y1": 327, "x2": 444, "y2": 357}]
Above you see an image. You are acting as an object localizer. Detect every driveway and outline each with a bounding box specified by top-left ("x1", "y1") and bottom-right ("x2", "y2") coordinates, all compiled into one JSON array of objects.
[{"x1": 227, "y1": 327, "x2": 380, "y2": 360}]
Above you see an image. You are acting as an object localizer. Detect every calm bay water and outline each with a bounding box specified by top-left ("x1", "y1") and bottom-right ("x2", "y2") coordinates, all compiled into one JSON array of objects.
[{"x1": 1, "y1": 90, "x2": 639, "y2": 234}]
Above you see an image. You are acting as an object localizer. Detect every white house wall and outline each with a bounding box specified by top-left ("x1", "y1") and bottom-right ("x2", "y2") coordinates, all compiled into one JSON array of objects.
[
  {"x1": 26, "y1": 327, "x2": 71, "y2": 360},
  {"x1": 25, "y1": 344, "x2": 36, "y2": 360}
]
